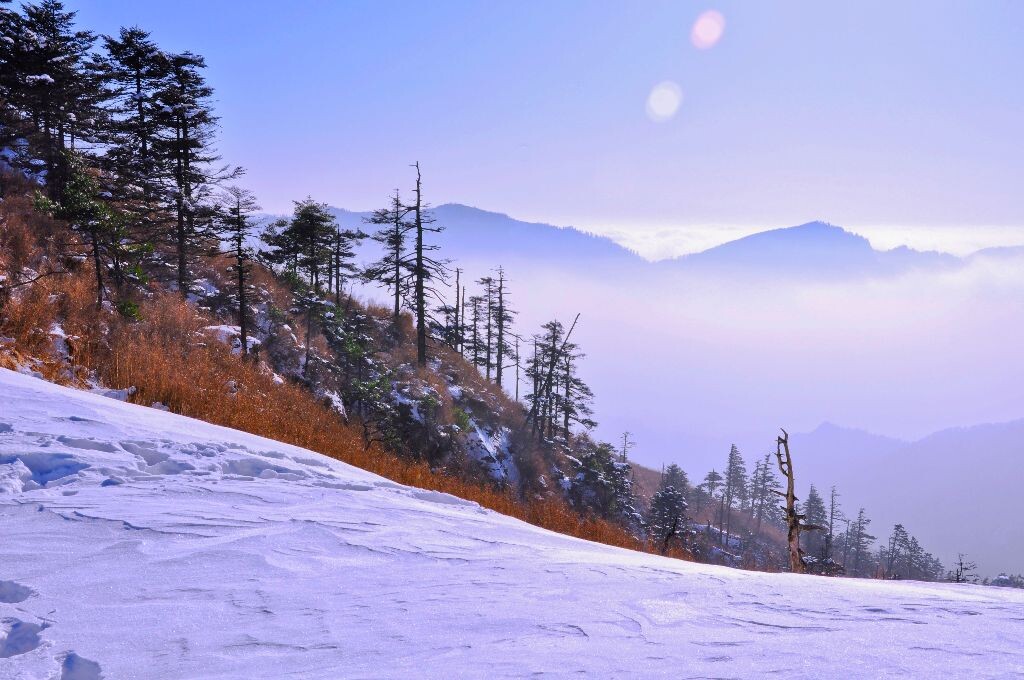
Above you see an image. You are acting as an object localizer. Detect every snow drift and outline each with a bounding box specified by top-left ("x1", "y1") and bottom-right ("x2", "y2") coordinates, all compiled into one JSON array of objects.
[{"x1": 0, "y1": 368, "x2": 1021, "y2": 678}]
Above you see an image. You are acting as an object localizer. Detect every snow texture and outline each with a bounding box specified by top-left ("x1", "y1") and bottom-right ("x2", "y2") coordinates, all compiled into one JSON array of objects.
[{"x1": 0, "y1": 368, "x2": 1022, "y2": 678}]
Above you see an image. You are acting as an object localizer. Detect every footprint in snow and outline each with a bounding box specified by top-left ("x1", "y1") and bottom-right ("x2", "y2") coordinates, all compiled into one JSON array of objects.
[
  {"x1": 0, "y1": 580, "x2": 34, "y2": 603},
  {"x1": 61, "y1": 652, "x2": 103, "y2": 680},
  {"x1": 0, "y1": 618, "x2": 46, "y2": 658}
]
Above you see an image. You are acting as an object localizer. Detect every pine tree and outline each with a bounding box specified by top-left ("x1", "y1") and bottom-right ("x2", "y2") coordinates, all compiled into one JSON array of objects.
[
  {"x1": 823, "y1": 485, "x2": 843, "y2": 561},
  {"x1": 100, "y1": 27, "x2": 168, "y2": 211},
  {"x1": 494, "y1": 266, "x2": 516, "y2": 388},
  {"x1": 661, "y1": 463, "x2": 690, "y2": 497},
  {"x1": 363, "y1": 189, "x2": 413, "y2": 321},
  {"x1": 885, "y1": 523, "x2": 910, "y2": 577},
  {"x1": 949, "y1": 553, "x2": 976, "y2": 584},
  {"x1": 477, "y1": 275, "x2": 495, "y2": 378},
  {"x1": 259, "y1": 218, "x2": 296, "y2": 275},
  {"x1": 566, "y1": 440, "x2": 639, "y2": 525},
  {"x1": 647, "y1": 484, "x2": 688, "y2": 555},
  {"x1": 720, "y1": 444, "x2": 749, "y2": 546},
  {"x1": 408, "y1": 162, "x2": 447, "y2": 366},
  {"x1": 557, "y1": 344, "x2": 595, "y2": 441},
  {"x1": 329, "y1": 222, "x2": 365, "y2": 307},
  {"x1": 748, "y1": 452, "x2": 782, "y2": 538},
  {"x1": 525, "y1": 317, "x2": 592, "y2": 442},
  {"x1": 1, "y1": 0, "x2": 105, "y2": 198},
  {"x1": 287, "y1": 197, "x2": 336, "y2": 288},
  {"x1": 153, "y1": 49, "x2": 237, "y2": 294},
  {"x1": 215, "y1": 185, "x2": 259, "y2": 356},
  {"x1": 800, "y1": 485, "x2": 828, "y2": 558},
  {"x1": 849, "y1": 508, "x2": 876, "y2": 577}
]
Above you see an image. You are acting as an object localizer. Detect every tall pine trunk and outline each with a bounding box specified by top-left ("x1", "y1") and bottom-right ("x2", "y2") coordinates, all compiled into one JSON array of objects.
[{"x1": 413, "y1": 163, "x2": 426, "y2": 366}]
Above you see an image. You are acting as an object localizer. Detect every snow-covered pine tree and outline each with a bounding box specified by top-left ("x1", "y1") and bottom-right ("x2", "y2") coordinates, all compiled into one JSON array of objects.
[
  {"x1": 1, "y1": 0, "x2": 106, "y2": 198},
  {"x1": 647, "y1": 483, "x2": 688, "y2": 555}
]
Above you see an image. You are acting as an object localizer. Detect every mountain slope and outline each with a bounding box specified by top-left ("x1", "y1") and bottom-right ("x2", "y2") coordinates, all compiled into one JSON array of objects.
[{"x1": 2, "y1": 369, "x2": 1022, "y2": 679}]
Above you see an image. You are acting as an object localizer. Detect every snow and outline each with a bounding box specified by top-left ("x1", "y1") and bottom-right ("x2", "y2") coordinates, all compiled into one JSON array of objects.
[
  {"x1": 465, "y1": 420, "x2": 519, "y2": 485},
  {"x1": 0, "y1": 368, "x2": 1022, "y2": 679},
  {"x1": 202, "y1": 325, "x2": 261, "y2": 355}
]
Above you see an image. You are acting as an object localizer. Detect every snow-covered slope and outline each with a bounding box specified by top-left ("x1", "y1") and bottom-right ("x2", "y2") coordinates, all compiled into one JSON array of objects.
[{"x1": 1, "y1": 369, "x2": 1022, "y2": 679}]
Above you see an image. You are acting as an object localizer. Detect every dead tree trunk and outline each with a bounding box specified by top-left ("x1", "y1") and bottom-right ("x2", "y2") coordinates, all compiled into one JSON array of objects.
[{"x1": 774, "y1": 429, "x2": 805, "y2": 574}]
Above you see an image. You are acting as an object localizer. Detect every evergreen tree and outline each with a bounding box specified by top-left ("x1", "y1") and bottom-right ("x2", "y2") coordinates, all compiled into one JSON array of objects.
[
  {"x1": 328, "y1": 222, "x2": 365, "y2": 306},
  {"x1": 477, "y1": 275, "x2": 495, "y2": 378},
  {"x1": 698, "y1": 469, "x2": 723, "y2": 508},
  {"x1": 748, "y1": 452, "x2": 782, "y2": 538},
  {"x1": 258, "y1": 218, "x2": 296, "y2": 275},
  {"x1": 407, "y1": 162, "x2": 447, "y2": 366},
  {"x1": 661, "y1": 462, "x2": 690, "y2": 496},
  {"x1": 800, "y1": 485, "x2": 828, "y2": 558},
  {"x1": 720, "y1": 444, "x2": 748, "y2": 545},
  {"x1": 823, "y1": 485, "x2": 843, "y2": 561},
  {"x1": 215, "y1": 185, "x2": 259, "y2": 356},
  {"x1": 1, "y1": 0, "x2": 105, "y2": 198},
  {"x1": 565, "y1": 440, "x2": 639, "y2": 525},
  {"x1": 363, "y1": 189, "x2": 413, "y2": 321},
  {"x1": 885, "y1": 523, "x2": 910, "y2": 577},
  {"x1": 100, "y1": 26, "x2": 168, "y2": 212},
  {"x1": 848, "y1": 508, "x2": 876, "y2": 577},
  {"x1": 525, "y1": 317, "x2": 593, "y2": 443},
  {"x1": 287, "y1": 197, "x2": 335, "y2": 288},
  {"x1": 153, "y1": 49, "x2": 237, "y2": 294},
  {"x1": 494, "y1": 266, "x2": 516, "y2": 388},
  {"x1": 557, "y1": 343, "x2": 595, "y2": 441},
  {"x1": 647, "y1": 485, "x2": 688, "y2": 555}
]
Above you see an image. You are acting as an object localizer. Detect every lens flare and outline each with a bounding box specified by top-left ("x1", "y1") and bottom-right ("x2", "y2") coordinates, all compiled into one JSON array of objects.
[
  {"x1": 646, "y1": 81, "x2": 683, "y2": 122},
  {"x1": 691, "y1": 10, "x2": 725, "y2": 49}
]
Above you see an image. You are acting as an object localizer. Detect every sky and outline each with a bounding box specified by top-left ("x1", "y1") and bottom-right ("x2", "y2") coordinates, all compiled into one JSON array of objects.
[{"x1": 63, "y1": 0, "x2": 1024, "y2": 257}]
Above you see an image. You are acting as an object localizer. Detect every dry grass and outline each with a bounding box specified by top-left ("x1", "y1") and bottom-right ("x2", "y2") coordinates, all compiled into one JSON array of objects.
[{"x1": 91, "y1": 294, "x2": 648, "y2": 553}]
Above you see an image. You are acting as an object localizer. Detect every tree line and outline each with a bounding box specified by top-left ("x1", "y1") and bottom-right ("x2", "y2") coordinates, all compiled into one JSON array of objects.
[{"x1": 644, "y1": 439, "x2": 949, "y2": 579}]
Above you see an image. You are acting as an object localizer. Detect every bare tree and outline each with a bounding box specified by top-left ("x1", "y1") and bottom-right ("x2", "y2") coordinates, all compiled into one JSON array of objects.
[{"x1": 773, "y1": 429, "x2": 821, "y2": 573}]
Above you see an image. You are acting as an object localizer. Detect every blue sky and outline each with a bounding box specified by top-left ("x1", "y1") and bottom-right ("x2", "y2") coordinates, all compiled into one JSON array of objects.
[{"x1": 66, "y1": 0, "x2": 1024, "y2": 254}]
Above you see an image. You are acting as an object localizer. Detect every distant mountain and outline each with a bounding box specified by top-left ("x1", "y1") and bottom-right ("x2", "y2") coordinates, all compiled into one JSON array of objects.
[
  {"x1": 793, "y1": 419, "x2": 1024, "y2": 576},
  {"x1": 328, "y1": 203, "x2": 643, "y2": 273},
  {"x1": 667, "y1": 221, "x2": 959, "y2": 277}
]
